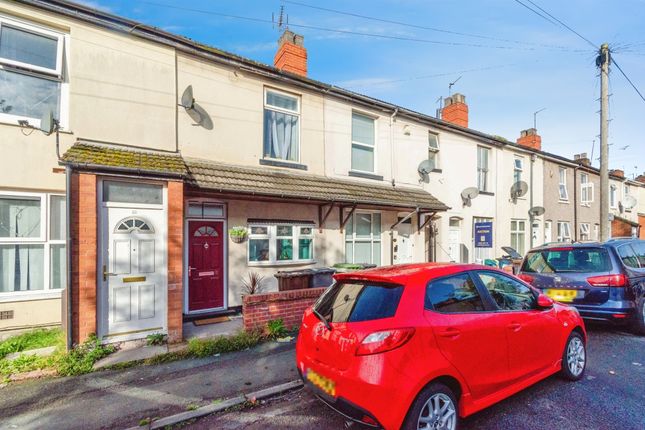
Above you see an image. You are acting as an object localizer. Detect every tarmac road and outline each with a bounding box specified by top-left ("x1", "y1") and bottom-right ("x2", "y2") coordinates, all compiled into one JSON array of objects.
[{"x1": 187, "y1": 324, "x2": 645, "y2": 430}]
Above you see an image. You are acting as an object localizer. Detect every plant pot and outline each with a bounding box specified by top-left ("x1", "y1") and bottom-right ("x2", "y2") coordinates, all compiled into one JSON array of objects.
[{"x1": 230, "y1": 235, "x2": 247, "y2": 244}]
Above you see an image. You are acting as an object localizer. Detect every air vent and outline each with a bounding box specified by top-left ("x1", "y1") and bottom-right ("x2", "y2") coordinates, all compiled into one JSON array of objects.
[{"x1": 0, "y1": 310, "x2": 14, "y2": 320}]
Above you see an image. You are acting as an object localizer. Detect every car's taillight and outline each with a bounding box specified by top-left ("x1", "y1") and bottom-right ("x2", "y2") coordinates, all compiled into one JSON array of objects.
[
  {"x1": 355, "y1": 328, "x2": 415, "y2": 356},
  {"x1": 587, "y1": 274, "x2": 627, "y2": 287},
  {"x1": 518, "y1": 274, "x2": 535, "y2": 284}
]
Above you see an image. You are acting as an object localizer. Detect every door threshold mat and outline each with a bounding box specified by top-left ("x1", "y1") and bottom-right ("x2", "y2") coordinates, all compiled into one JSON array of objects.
[{"x1": 193, "y1": 316, "x2": 231, "y2": 326}]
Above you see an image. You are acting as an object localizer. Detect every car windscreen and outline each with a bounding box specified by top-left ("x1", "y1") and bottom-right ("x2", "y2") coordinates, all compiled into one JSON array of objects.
[
  {"x1": 521, "y1": 247, "x2": 611, "y2": 273},
  {"x1": 314, "y1": 281, "x2": 404, "y2": 323}
]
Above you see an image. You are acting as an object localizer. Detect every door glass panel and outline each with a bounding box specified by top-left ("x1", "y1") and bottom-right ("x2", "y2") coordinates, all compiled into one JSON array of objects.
[
  {"x1": 354, "y1": 242, "x2": 371, "y2": 263},
  {"x1": 477, "y1": 272, "x2": 536, "y2": 311},
  {"x1": 113, "y1": 240, "x2": 131, "y2": 274},
  {"x1": 103, "y1": 182, "x2": 162, "y2": 204},
  {"x1": 372, "y1": 213, "x2": 381, "y2": 236},
  {"x1": 0, "y1": 197, "x2": 41, "y2": 238},
  {"x1": 187, "y1": 203, "x2": 202, "y2": 217},
  {"x1": 138, "y1": 240, "x2": 155, "y2": 273},
  {"x1": 0, "y1": 244, "x2": 44, "y2": 292},
  {"x1": 355, "y1": 214, "x2": 372, "y2": 237},
  {"x1": 425, "y1": 273, "x2": 484, "y2": 313},
  {"x1": 372, "y1": 241, "x2": 381, "y2": 265},
  {"x1": 203, "y1": 204, "x2": 223, "y2": 218}
]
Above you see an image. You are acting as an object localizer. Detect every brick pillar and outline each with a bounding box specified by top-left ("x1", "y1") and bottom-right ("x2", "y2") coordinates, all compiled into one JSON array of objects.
[
  {"x1": 167, "y1": 181, "x2": 184, "y2": 343},
  {"x1": 71, "y1": 172, "x2": 98, "y2": 344}
]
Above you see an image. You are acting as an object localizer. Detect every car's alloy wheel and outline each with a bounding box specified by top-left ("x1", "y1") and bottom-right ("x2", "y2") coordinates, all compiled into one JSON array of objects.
[
  {"x1": 417, "y1": 393, "x2": 456, "y2": 430},
  {"x1": 566, "y1": 336, "x2": 585, "y2": 377}
]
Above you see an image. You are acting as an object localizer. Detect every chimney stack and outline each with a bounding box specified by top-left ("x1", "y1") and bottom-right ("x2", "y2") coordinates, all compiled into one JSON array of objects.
[
  {"x1": 274, "y1": 30, "x2": 307, "y2": 77},
  {"x1": 574, "y1": 153, "x2": 591, "y2": 167},
  {"x1": 636, "y1": 173, "x2": 645, "y2": 184},
  {"x1": 441, "y1": 93, "x2": 468, "y2": 128},
  {"x1": 516, "y1": 128, "x2": 542, "y2": 151},
  {"x1": 609, "y1": 169, "x2": 625, "y2": 179}
]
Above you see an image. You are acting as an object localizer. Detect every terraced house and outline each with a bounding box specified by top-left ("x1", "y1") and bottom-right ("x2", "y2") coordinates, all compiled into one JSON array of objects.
[{"x1": 1, "y1": 0, "x2": 638, "y2": 344}]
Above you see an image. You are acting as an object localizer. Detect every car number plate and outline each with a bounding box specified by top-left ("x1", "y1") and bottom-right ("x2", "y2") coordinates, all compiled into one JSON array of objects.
[
  {"x1": 306, "y1": 369, "x2": 336, "y2": 397},
  {"x1": 545, "y1": 289, "x2": 578, "y2": 302}
]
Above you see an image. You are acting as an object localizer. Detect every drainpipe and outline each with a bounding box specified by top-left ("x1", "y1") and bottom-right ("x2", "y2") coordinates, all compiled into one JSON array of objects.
[
  {"x1": 390, "y1": 108, "x2": 398, "y2": 186},
  {"x1": 65, "y1": 166, "x2": 73, "y2": 350},
  {"x1": 529, "y1": 153, "x2": 536, "y2": 249},
  {"x1": 573, "y1": 165, "x2": 579, "y2": 241}
]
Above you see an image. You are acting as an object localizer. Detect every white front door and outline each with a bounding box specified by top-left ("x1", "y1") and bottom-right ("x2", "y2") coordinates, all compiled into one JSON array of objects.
[
  {"x1": 544, "y1": 221, "x2": 552, "y2": 245},
  {"x1": 394, "y1": 223, "x2": 415, "y2": 264},
  {"x1": 448, "y1": 228, "x2": 461, "y2": 262},
  {"x1": 100, "y1": 206, "x2": 166, "y2": 341}
]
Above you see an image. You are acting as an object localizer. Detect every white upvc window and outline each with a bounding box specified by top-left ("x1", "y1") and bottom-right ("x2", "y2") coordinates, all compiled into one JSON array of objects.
[
  {"x1": 263, "y1": 88, "x2": 300, "y2": 162},
  {"x1": 609, "y1": 185, "x2": 617, "y2": 208},
  {"x1": 0, "y1": 191, "x2": 65, "y2": 299},
  {"x1": 580, "y1": 223, "x2": 590, "y2": 241},
  {"x1": 558, "y1": 167, "x2": 568, "y2": 200},
  {"x1": 510, "y1": 219, "x2": 526, "y2": 256},
  {"x1": 351, "y1": 111, "x2": 376, "y2": 173},
  {"x1": 477, "y1": 146, "x2": 490, "y2": 192},
  {"x1": 513, "y1": 157, "x2": 523, "y2": 183},
  {"x1": 345, "y1": 212, "x2": 381, "y2": 265},
  {"x1": 247, "y1": 223, "x2": 314, "y2": 265},
  {"x1": 0, "y1": 15, "x2": 67, "y2": 128},
  {"x1": 557, "y1": 221, "x2": 571, "y2": 242},
  {"x1": 593, "y1": 224, "x2": 599, "y2": 241},
  {"x1": 427, "y1": 132, "x2": 440, "y2": 171},
  {"x1": 580, "y1": 173, "x2": 594, "y2": 205}
]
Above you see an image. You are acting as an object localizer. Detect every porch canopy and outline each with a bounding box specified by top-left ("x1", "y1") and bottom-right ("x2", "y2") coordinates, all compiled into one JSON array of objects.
[{"x1": 62, "y1": 142, "x2": 449, "y2": 229}]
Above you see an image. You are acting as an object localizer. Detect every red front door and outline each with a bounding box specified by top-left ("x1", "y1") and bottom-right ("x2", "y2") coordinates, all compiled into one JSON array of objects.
[{"x1": 188, "y1": 221, "x2": 224, "y2": 311}]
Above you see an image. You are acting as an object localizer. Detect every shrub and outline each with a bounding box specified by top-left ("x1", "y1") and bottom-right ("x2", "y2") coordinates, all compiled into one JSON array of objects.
[
  {"x1": 187, "y1": 330, "x2": 264, "y2": 358},
  {"x1": 266, "y1": 319, "x2": 287, "y2": 339},
  {"x1": 54, "y1": 335, "x2": 116, "y2": 376}
]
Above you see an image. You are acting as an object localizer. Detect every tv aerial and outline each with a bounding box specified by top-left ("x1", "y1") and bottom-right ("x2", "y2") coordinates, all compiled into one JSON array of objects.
[
  {"x1": 528, "y1": 206, "x2": 545, "y2": 217},
  {"x1": 417, "y1": 159, "x2": 434, "y2": 183},
  {"x1": 461, "y1": 187, "x2": 479, "y2": 207},
  {"x1": 448, "y1": 76, "x2": 462, "y2": 96},
  {"x1": 179, "y1": 85, "x2": 213, "y2": 130},
  {"x1": 510, "y1": 181, "x2": 528, "y2": 202}
]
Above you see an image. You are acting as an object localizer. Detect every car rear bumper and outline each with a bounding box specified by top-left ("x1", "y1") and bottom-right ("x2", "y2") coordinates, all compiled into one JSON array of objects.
[{"x1": 573, "y1": 302, "x2": 635, "y2": 323}]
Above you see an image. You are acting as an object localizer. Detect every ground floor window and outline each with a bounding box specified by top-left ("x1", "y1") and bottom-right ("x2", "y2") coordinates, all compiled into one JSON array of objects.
[
  {"x1": 248, "y1": 222, "x2": 314, "y2": 265},
  {"x1": 510, "y1": 219, "x2": 526, "y2": 256},
  {"x1": 0, "y1": 192, "x2": 65, "y2": 295},
  {"x1": 557, "y1": 221, "x2": 572, "y2": 242},
  {"x1": 580, "y1": 223, "x2": 590, "y2": 241},
  {"x1": 345, "y1": 212, "x2": 381, "y2": 265},
  {"x1": 472, "y1": 217, "x2": 493, "y2": 263}
]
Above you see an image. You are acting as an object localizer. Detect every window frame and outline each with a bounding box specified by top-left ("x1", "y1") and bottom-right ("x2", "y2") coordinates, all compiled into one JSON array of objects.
[
  {"x1": 350, "y1": 110, "x2": 377, "y2": 174},
  {"x1": 513, "y1": 156, "x2": 524, "y2": 183},
  {"x1": 262, "y1": 87, "x2": 302, "y2": 163},
  {"x1": 0, "y1": 191, "x2": 65, "y2": 301},
  {"x1": 556, "y1": 221, "x2": 572, "y2": 242},
  {"x1": 609, "y1": 184, "x2": 617, "y2": 208},
  {"x1": 247, "y1": 222, "x2": 315, "y2": 266},
  {"x1": 427, "y1": 131, "x2": 440, "y2": 170},
  {"x1": 579, "y1": 223, "x2": 590, "y2": 241},
  {"x1": 0, "y1": 14, "x2": 69, "y2": 128},
  {"x1": 477, "y1": 146, "x2": 490, "y2": 192},
  {"x1": 580, "y1": 173, "x2": 594, "y2": 205},
  {"x1": 344, "y1": 211, "x2": 382, "y2": 265},
  {"x1": 424, "y1": 272, "x2": 496, "y2": 314},
  {"x1": 558, "y1": 167, "x2": 569, "y2": 201},
  {"x1": 510, "y1": 219, "x2": 526, "y2": 256}
]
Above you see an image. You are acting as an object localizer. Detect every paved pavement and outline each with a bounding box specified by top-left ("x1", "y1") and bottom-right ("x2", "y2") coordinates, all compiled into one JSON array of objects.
[
  {"x1": 184, "y1": 324, "x2": 645, "y2": 430},
  {"x1": 0, "y1": 342, "x2": 298, "y2": 430}
]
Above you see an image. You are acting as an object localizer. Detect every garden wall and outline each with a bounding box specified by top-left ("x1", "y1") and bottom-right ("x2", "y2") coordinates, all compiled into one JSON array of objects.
[{"x1": 242, "y1": 288, "x2": 326, "y2": 331}]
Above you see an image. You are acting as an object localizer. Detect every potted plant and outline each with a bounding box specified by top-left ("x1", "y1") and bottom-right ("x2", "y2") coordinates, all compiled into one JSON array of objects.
[{"x1": 229, "y1": 226, "x2": 248, "y2": 243}]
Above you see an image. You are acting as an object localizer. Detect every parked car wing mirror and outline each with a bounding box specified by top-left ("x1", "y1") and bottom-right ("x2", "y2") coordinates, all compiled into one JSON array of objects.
[{"x1": 537, "y1": 294, "x2": 554, "y2": 309}]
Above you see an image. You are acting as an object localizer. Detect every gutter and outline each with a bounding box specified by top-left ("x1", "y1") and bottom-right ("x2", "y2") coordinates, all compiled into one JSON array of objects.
[{"x1": 59, "y1": 161, "x2": 186, "y2": 179}]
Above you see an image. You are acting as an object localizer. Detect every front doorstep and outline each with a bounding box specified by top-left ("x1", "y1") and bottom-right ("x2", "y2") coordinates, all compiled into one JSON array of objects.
[{"x1": 183, "y1": 306, "x2": 241, "y2": 322}]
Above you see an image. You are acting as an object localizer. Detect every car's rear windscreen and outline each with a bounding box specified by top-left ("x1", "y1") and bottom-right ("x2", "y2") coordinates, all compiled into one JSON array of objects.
[
  {"x1": 522, "y1": 247, "x2": 611, "y2": 273},
  {"x1": 314, "y1": 281, "x2": 403, "y2": 323}
]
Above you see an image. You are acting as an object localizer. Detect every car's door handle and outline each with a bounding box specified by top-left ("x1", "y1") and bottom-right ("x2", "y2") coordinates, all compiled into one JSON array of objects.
[
  {"x1": 438, "y1": 328, "x2": 461, "y2": 338},
  {"x1": 507, "y1": 322, "x2": 522, "y2": 331}
]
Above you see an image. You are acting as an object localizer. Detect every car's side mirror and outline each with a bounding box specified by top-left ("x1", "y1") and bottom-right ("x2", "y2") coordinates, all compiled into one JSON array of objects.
[{"x1": 536, "y1": 294, "x2": 554, "y2": 309}]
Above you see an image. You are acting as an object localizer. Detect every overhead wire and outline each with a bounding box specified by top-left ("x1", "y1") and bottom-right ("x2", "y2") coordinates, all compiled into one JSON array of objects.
[
  {"x1": 511, "y1": 0, "x2": 559, "y2": 27},
  {"x1": 611, "y1": 58, "x2": 645, "y2": 103}
]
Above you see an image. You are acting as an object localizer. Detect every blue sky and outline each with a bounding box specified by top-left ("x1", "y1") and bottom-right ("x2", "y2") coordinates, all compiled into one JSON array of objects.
[{"x1": 81, "y1": 0, "x2": 644, "y2": 177}]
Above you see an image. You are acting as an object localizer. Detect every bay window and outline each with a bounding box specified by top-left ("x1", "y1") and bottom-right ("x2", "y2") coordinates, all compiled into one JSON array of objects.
[
  {"x1": 351, "y1": 112, "x2": 376, "y2": 173},
  {"x1": 345, "y1": 212, "x2": 381, "y2": 265},
  {"x1": 248, "y1": 223, "x2": 314, "y2": 265},
  {"x1": 263, "y1": 89, "x2": 300, "y2": 162},
  {"x1": 0, "y1": 15, "x2": 66, "y2": 127},
  {"x1": 0, "y1": 192, "x2": 65, "y2": 296}
]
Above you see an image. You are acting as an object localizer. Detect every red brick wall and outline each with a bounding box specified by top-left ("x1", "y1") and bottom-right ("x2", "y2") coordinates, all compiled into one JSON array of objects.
[
  {"x1": 274, "y1": 42, "x2": 307, "y2": 77},
  {"x1": 71, "y1": 172, "x2": 98, "y2": 344},
  {"x1": 640, "y1": 215, "x2": 645, "y2": 240},
  {"x1": 442, "y1": 102, "x2": 468, "y2": 128},
  {"x1": 167, "y1": 181, "x2": 184, "y2": 343},
  {"x1": 612, "y1": 218, "x2": 634, "y2": 238},
  {"x1": 243, "y1": 288, "x2": 326, "y2": 331},
  {"x1": 517, "y1": 134, "x2": 542, "y2": 151}
]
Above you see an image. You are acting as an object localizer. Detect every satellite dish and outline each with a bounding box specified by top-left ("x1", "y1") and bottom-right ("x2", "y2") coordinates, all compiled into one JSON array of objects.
[
  {"x1": 40, "y1": 109, "x2": 56, "y2": 135},
  {"x1": 461, "y1": 187, "x2": 479, "y2": 207},
  {"x1": 528, "y1": 206, "x2": 546, "y2": 217},
  {"x1": 623, "y1": 195, "x2": 637, "y2": 210},
  {"x1": 179, "y1": 85, "x2": 213, "y2": 130},
  {"x1": 510, "y1": 181, "x2": 529, "y2": 200},
  {"x1": 180, "y1": 85, "x2": 194, "y2": 109},
  {"x1": 418, "y1": 159, "x2": 434, "y2": 182}
]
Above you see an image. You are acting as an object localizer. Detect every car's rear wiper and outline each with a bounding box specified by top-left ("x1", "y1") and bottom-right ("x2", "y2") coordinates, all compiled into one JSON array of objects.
[{"x1": 312, "y1": 308, "x2": 332, "y2": 331}]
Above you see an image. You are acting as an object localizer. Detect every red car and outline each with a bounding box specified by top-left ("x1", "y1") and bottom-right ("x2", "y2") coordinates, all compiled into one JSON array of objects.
[{"x1": 296, "y1": 263, "x2": 587, "y2": 430}]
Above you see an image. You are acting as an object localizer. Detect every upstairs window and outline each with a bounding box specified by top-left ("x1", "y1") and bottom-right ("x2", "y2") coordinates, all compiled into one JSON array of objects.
[
  {"x1": 0, "y1": 16, "x2": 65, "y2": 127},
  {"x1": 580, "y1": 173, "x2": 594, "y2": 205},
  {"x1": 513, "y1": 157, "x2": 523, "y2": 183},
  {"x1": 477, "y1": 146, "x2": 490, "y2": 192},
  {"x1": 427, "y1": 132, "x2": 440, "y2": 170},
  {"x1": 351, "y1": 112, "x2": 376, "y2": 173},
  {"x1": 263, "y1": 89, "x2": 300, "y2": 162},
  {"x1": 558, "y1": 167, "x2": 568, "y2": 200},
  {"x1": 609, "y1": 185, "x2": 617, "y2": 208}
]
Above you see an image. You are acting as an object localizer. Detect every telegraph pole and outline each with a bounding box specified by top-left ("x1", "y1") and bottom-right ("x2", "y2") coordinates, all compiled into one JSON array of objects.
[{"x1": 598, "y1": 43, "x2": 610, "y2": 241}]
